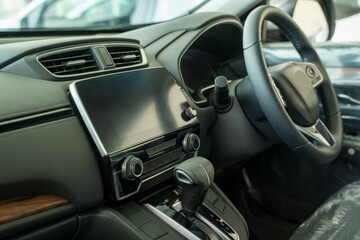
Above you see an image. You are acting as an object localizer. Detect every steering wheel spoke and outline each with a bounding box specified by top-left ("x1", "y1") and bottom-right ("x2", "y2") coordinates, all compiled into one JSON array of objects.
[
  {"x1": 293, "y1": 62, "x2": 324, "y2": 88},
  {"x1": 296, "y1": 119, "x2": 335, "y2": 147}
]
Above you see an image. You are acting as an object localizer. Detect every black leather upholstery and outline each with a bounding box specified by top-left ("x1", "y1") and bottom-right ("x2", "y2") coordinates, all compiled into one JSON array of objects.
[{"x1": 290, "y1": 181, "x2": 360, "y2": 240}]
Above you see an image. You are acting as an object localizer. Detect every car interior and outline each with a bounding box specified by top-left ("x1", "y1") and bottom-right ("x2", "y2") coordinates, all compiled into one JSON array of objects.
[{"x1": 0, "y1": 0, "x2": 360, "y2": 239}]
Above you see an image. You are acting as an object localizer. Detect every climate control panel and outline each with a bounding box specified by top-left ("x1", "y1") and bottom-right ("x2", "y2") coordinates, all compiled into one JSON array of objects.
[{"x1": 109, "y1": 127, "x2": 200, "y2": 200}]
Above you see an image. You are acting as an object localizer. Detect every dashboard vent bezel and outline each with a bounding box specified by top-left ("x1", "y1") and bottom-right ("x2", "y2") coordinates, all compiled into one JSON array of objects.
[
  {"x1": 107, "y1": 46, "x2": 143, "y2": 69},
  {"x1": 37, "y1": 43, "x2": 148, "y2": 78},
  {"x1": 38, "y1": 48, "x2": 99, "y2": 76}
]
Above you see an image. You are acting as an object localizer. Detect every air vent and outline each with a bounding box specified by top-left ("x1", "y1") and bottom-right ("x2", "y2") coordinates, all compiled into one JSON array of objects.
[
  {"x1": 39, "y1": 49, "x2": 99, "y2": 76},
  {"x1": 107, "y1": 47, "x2": 142, "y2": 68}
]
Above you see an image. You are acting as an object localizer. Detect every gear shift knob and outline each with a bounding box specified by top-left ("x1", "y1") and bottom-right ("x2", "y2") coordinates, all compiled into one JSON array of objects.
[{"x1": 174, "y1": 157, "x2": 214, "y2": 217}]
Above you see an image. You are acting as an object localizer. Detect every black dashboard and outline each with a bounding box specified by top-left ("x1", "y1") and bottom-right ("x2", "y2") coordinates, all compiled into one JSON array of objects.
[{"x1": 0, "y1": 9, "x2": 268, "y2": 240}]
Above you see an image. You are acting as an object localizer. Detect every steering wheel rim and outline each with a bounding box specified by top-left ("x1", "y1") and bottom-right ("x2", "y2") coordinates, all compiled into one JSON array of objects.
[{"x1": 243, "y1": 6, "x2": 343, "y2": 164}]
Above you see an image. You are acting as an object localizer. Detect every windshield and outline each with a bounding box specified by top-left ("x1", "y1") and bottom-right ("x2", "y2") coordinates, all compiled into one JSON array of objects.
[{"x1": 0, "y1": 0, "x2": 206, "y2": 30}]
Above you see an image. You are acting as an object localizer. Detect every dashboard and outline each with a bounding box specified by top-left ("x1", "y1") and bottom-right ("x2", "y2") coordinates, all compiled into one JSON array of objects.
[{"x1": 0, "y1": 9, "x2": 269, "y2": 240}]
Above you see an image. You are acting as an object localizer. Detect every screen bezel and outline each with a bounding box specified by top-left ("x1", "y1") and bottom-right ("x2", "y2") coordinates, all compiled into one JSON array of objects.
[{"x1": 70, "y1": 67, "x2": 197, "y2": 157}]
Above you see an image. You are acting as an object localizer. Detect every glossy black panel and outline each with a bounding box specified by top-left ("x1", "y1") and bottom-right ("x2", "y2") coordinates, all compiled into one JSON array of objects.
[{"x1": 73, "y1": 68, "x2": 194, "y2": 155}]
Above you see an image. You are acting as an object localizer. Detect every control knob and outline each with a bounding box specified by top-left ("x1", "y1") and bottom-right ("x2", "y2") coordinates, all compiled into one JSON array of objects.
[
  {"x1": 213, "y1": 76, "x2": 232, "y2": 112},
  {"x1": 182, "y1": 133, "x2": 200, "y2": 154},
  {"x1": 121, "y1": 155, "x2": 143, "y2": 181}
]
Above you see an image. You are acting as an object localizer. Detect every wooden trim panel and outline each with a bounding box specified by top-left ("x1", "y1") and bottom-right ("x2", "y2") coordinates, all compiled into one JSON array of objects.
[{"x1": 0, "y1": 195, "x2": 68, "y2": 224}]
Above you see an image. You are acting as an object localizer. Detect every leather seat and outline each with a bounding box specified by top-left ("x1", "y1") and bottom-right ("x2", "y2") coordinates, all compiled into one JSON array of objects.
[{"x1": 290, "y1": 181, "x2": 360, "y2": 240}]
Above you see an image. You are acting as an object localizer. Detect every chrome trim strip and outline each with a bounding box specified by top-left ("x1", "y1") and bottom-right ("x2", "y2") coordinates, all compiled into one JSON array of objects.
[
  {"x1": 198, "y1": 163, "x2": 211, "y2": 186},
  {"x1": 115, "y1": 148, "x2": 197, "y2": 200},
  {"x1": 37, "y1": 42, "x2": 148, "y2": 78},
  {"x1": 70, "y1": 66, "x2": 165, "y2": 158},
  {"x1": 115, "y1": 146, "x2": 197, "y2": 200},
  {"x1": 174, "y1": 169, "x2": 193, "y2": 185},
  {"x1": 69, "y1": 82, "x2": 107, "y2": 157},
  {"x1": 143, "y1": 203, "x2": 201, "y2": 240},
  {"x1": 296, "y1": 119, "x2": 335, "y2": 147},
  {"x1": 115, "y1": 165, "x2": 176, "y2": 200}
]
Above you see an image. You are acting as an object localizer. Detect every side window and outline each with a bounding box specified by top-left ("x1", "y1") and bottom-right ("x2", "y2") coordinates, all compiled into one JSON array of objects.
[
  {"x1": 292, "y1": 1, "x2": 329, "y2": 42},
  {"x1": 43, "y1": 0, "x2": 83, "y2": 20},
  {"x1": 332, "y1": 0, "x2": 360, "y2": 42},
  {"x1": 269, "y1": 0, "x2": 360, "y2": 43},
  {"x1": 269, "y1": 0, "x2": 329, "y2": 42},
  {"x1": 41, "y1": 0, "x2": 85, "y2": 27},
  {"x1": 41, "y1": 0, "x2": 135, "y2": 28}
]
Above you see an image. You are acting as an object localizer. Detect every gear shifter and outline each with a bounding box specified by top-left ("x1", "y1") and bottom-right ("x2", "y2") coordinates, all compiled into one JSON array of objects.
[{"x1": 174, "y1": 157, "x2": 214, "y2": 218}]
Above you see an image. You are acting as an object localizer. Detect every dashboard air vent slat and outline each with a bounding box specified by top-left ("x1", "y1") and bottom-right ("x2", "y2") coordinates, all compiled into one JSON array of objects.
[
  {"x1": 39, "y1": 49, "x2": 99, "y2": 76},
  {"x1": 107, "y1": 47, "x2": 142, "y2": 68}
]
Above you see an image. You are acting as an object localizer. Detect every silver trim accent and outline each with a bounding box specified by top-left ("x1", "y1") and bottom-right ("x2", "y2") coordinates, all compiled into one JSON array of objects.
[
  {"x1": 171, "y1": 199, "x2": 183, "y2": 212},
  {"x1": 120, "y1": 54, "x2": 137, "y2": 61},
  {"x1": 70, "y1": 66, "x2": 199, "y2": 200},
  {"x1": 65, "y1": 59, "x2": 86, "y2": 67},
  {"x1": 269, "y1": 74, "x2": 287, "y2": 108},
  {"x1": 131, "y1": 158, "x2": 144, "y2": 178},
  {"x1": 174, "y1": 169, "x2": 194, "y2": 185},
  {"x1": 198, "y1": 163, "x2": 211, "y2": 186},
  {"x1": 69, "y1": 83, "x2": 107, "y2": 156},
  {"x1": 37, "y1": 42, "x2": 148, "y2": 78},
  {"x1": 70, "y1": 66, "x2": 166, "y2": 158},
  {"x1": 296, "y1": 119, "x2": 335, "y2": 147},
  {"x1": 178, "y1": 19, "x2": 243, "y2": 106},
  {"x1": 143, "y1": 203, "x2": 201, "y2": 240},
  {"x1": 115, "y1": 145, "x2": 198, "y2": 200},
  {"x1": 114, "y1": 165, "x2": 176, "y2": 200}
]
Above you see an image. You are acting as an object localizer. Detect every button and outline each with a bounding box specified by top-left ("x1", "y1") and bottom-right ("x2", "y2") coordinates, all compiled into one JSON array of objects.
[
  {"x1": 306, "y1": 66, "x2": 316, "y2": 79},
  {"x1": 128, "y1": 211, "x2": 151, "y2": 227},
  {"x1": 182, "y1": 107, "x2": 197, "y2": 121},
  {"x1": 206, "y1": 190, "x2": 218, "y2": 204},
  {"x1": 140, "y1": 221, "x2": 167, "y2": 239},
  {"x1": 182, "y1": 133, "x2": 200, "y2": 153},
  {"x1": 96, "y1": 47, "x2": 114, "y2": 67},
  {"x1": 214, "y1": 199, "x2": 226, "y2": 213}
]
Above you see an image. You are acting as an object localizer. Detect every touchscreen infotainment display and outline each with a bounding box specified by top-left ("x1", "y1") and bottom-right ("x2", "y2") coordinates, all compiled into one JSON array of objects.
[{"x1": 70, "y1": 68, "x2": 196, "y2": 156}]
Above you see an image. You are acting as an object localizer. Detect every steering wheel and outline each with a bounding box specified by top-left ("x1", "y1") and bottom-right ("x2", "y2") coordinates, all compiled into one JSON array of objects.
[{"x1": 243, "y1": 6, "x2": 342, "y2": 164}]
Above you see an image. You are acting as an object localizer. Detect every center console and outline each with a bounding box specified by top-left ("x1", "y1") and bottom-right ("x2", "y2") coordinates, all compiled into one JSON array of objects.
[
  {"x1": 70, "y1": 67, "x2": 199, "y2": 200},
  {"x1": 70, "y1": 67, "x2": 248, "y2": 239},
  {"x1": 139, "y1": 157, "x2": 248, "y2": 240},
  {"x1": 113, "y1": 173, "x2": 249, "y2": 240}
]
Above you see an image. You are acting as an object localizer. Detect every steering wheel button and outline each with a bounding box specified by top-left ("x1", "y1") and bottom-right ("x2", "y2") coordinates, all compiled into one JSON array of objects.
[{"x1": 306, "y1": 66, "x2": 316, "y2": 79}]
